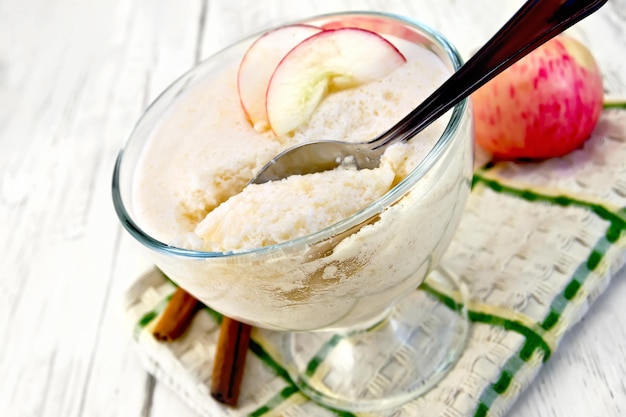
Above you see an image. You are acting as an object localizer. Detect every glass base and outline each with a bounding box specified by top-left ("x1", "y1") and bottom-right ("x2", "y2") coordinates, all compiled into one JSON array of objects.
[{"x1": 280, "y1": 267, "x2": 469, "y2": 412}]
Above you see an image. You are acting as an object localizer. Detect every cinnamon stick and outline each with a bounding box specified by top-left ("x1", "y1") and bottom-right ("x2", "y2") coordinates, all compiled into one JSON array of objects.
[
  {"x1": 210, "y1": 316, "x2": 252, "y2": 406},
  {"x1": 152, "y1": 287, "x2": 200, "y2": 341},
  {"x1": 152, "y1": 287, "x2": 252, "y2": 406}
]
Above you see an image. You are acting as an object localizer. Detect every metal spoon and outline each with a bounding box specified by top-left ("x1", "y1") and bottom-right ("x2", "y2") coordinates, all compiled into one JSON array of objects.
[{"x1": 250, "y1": 0, "x2": 607, "y2": 184}]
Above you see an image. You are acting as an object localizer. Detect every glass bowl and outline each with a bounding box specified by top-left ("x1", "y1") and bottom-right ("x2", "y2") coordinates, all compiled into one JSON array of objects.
[{"x1": 113, "y1": 11, "x2": 473, "y2": 412}]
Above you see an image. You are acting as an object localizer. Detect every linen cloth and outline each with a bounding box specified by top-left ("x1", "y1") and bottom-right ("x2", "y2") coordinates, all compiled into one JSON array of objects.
[{"x1": 123, "y1": 109, "x2": 626, "y2": 417}]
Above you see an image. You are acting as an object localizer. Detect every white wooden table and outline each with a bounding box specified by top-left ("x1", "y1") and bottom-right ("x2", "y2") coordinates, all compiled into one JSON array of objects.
[{"x1": 2, "y1": 0, "x2": 625, "y2": 416}]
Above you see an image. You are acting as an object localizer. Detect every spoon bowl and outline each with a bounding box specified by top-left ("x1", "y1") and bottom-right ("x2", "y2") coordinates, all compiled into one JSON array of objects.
[
  {"x1": 251, "y1": 0, "x2": 608, "y2": 185},
  {"x1": 250, "y1": 140, "x2": 384, "y2": 184}
]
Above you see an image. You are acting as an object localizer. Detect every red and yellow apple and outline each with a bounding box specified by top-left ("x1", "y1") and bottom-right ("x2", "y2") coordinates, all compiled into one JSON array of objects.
[{"x1": 472, "y1": 35, "x2": 604, "y2": 160}]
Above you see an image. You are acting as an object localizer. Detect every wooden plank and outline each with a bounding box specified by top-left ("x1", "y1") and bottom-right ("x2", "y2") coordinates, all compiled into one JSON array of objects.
[{"x1": 0, "y1": 0, "x2": 199, "y2": 414}]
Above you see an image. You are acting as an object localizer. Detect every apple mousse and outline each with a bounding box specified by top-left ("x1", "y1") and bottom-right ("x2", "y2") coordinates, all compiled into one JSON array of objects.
[{"x1": 134, "y1": 25, "x2": 451, "y2": 248}]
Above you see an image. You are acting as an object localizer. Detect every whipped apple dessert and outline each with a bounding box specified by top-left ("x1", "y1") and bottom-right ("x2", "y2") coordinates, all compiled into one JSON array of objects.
[{"x1": 127, "y1": 14, "x2": 473, "y2": 331}]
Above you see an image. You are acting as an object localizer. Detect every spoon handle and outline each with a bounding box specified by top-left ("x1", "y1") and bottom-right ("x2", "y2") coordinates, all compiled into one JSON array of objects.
[{"x1": 371, "y1": 0, "x2": 608, "y2": 149}]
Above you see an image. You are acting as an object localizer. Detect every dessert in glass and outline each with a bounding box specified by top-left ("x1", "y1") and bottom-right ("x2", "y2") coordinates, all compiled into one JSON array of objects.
[{"x1": 112, "y1": 11, "x2": 473, "y2": 412}]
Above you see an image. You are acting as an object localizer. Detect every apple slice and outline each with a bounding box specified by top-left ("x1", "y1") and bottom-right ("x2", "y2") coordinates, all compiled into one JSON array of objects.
[
  {"x1": 266, "y1": 28, "x2": 406, "y2": 135},
  {"x1": 237, "y1": 24, "x2": 322, "y2": 130},
  {"x1": 321, "y1": 16, "x2": 425, "y2": 43}
]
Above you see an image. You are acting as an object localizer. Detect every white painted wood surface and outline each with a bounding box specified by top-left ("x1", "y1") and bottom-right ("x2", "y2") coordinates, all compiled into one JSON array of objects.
[{"x1": 1, "y1": 0, "x2": 625, "y2": 416}]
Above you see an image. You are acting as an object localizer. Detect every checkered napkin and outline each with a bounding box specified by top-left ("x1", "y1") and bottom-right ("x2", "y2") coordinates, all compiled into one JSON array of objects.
[{"x1": 123, "y1": 109, "x2": 626, "y2": 417}]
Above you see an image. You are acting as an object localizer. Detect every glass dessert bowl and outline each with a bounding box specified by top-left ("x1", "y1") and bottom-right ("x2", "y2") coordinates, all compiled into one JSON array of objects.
[{"x1": 113, "y1": 11, "x2": 473, "y2": 412}]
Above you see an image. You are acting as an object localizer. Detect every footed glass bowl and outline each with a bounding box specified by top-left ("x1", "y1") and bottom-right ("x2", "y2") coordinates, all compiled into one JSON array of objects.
[{"x1": 113, "y1": 11, "x2": 473, "y2": 412}]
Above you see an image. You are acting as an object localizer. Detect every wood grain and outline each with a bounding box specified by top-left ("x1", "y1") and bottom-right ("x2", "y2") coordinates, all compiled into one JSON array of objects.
[{"x1": 0, "y1": 0, "x2": 624, "y2": 416}]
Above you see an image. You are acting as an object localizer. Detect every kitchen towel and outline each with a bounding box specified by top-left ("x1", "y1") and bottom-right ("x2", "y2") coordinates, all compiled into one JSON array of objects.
[{"x1": 123, "y1": 108, "x2": 626, "y2": 417}]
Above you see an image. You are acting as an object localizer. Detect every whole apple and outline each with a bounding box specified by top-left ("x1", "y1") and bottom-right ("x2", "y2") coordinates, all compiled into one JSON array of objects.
[{"x1": 472, "y1": 35, "x2": 603, "y2": 160}]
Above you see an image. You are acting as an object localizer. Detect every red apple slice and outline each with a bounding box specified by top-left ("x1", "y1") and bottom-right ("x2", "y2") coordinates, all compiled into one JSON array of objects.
[
  {"x1": 266, "y1": 28, "x2": 406, "y2": 135},
  {"x1": 237, "y1": 24, "x2": 322, "y2": 130},
  {"x1": 320, "y1": 16, "x2": 426, "y2": 44}
]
